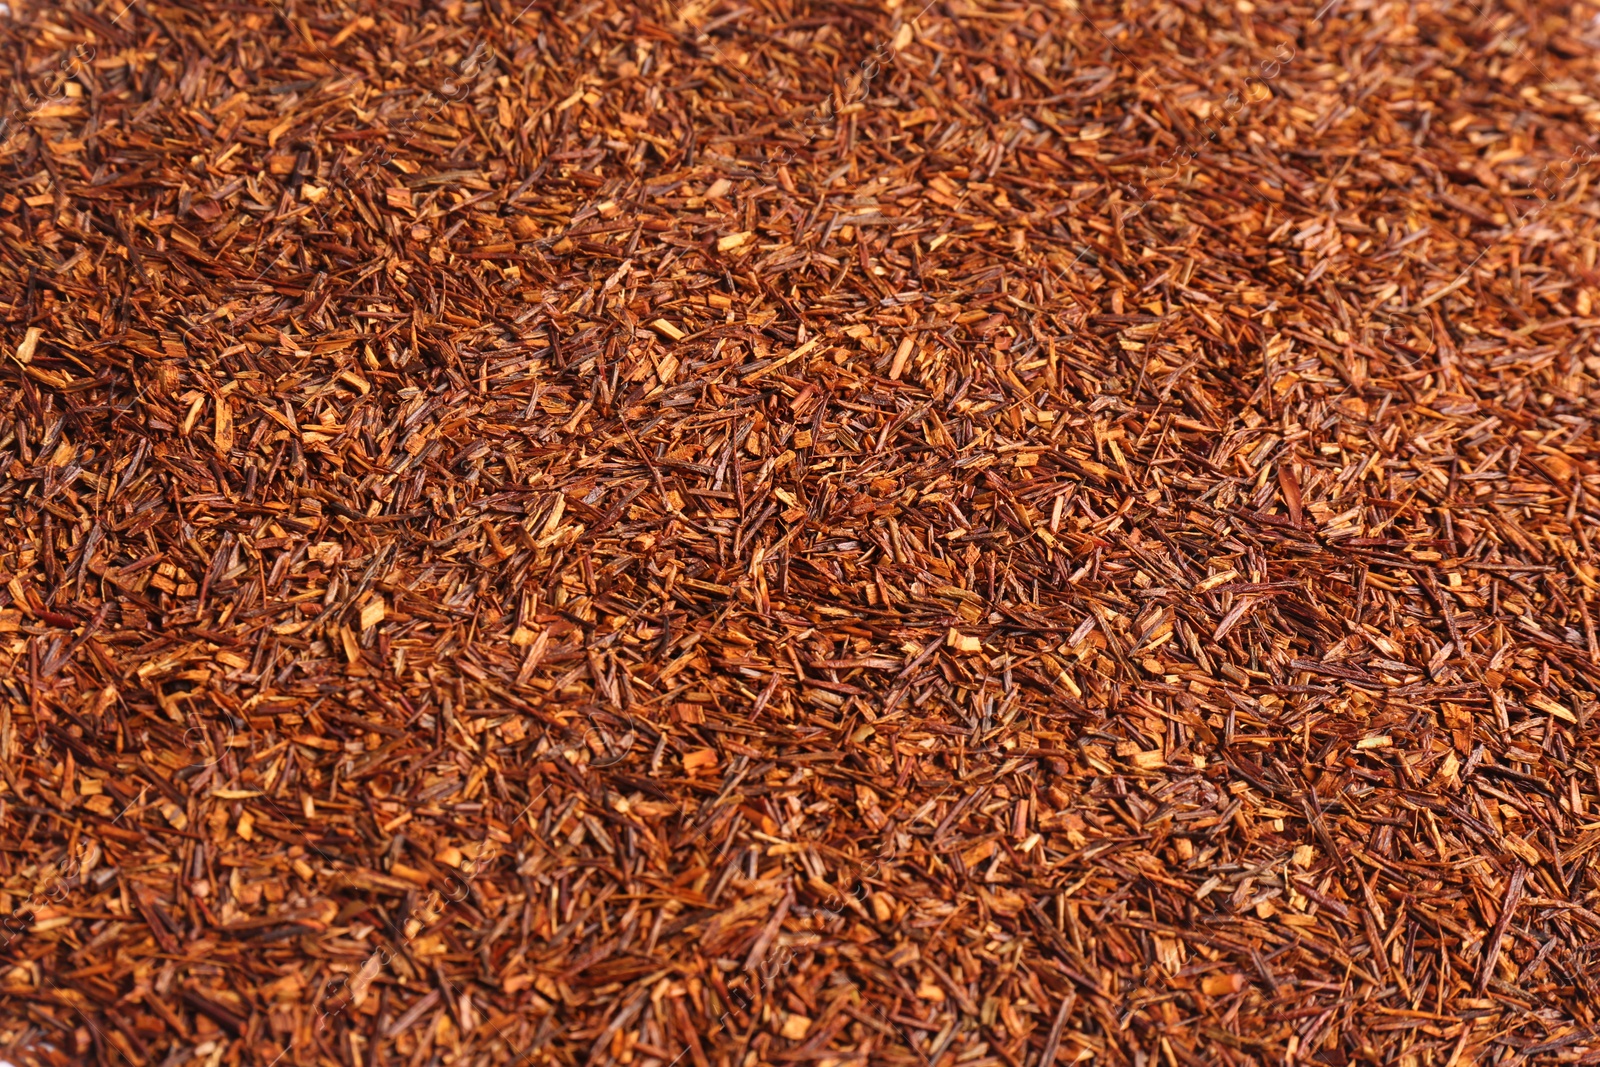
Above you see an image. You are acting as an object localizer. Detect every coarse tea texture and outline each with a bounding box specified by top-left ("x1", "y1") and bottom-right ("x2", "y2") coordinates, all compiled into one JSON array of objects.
[{"x1": 2, "y1": 0, "x2": 1600, "y2": 1064}]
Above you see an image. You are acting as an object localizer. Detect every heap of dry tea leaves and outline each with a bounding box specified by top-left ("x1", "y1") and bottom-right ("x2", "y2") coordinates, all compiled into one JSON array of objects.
[{"x1": 3, "y1": 0, "x2": 1600, "y2": 1064}]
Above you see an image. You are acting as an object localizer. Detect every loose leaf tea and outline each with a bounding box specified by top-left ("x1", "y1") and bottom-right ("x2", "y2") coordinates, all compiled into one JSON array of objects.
[{"x1": 1, "y1": 0, "x2": 1598, "y2": 1065}]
